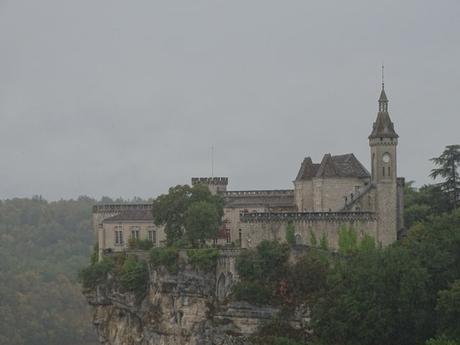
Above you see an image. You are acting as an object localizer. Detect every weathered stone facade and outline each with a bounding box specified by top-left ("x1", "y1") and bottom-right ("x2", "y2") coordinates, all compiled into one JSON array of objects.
[{"x1": 93, "y1": 84, "x2": 404, "y2": 252}]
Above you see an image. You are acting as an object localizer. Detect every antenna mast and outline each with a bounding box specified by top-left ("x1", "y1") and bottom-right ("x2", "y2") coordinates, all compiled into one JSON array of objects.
[
  {"x1": 211, "y1": 145, "x2": 214, "y2": 178},
  {"x1": 381, "y1": 63, "x2": 385, "y2": 89}
]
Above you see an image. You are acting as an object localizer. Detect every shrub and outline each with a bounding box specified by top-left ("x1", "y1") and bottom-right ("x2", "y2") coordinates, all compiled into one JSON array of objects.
[
  {"x1": 426, "y1": 336, "x2": 459, "y2": 345},
  {"x1": 287, "y1": 250, "x2": 330, "y2": 304},
  {"x1": 187, "y1": 248, "x2": 219, "y2": 271},
  {"x1": 150, "y1": 247, "x2": 179, "y2": 272},
  {"x1": 319, "y1": 233, "x2": 329, "y2": 250},
  {"x1": 338, "y1": 226, "x2": 358, "y2": 255},
  {"x1": 309, "y1": 229, "x2": 317, "y2": 247},
  {"x1": 250, "y1": 336, "x2": 303, "y2": 345},
  {"x1": 250, "y1": 319, "x2": 305, "y2": 344},
  {"x1": 128, "y1": 238, "x2": 154, "y2": 250},
  {"x1": 232, "y1": 281, "x2": 272, "y2": 305},
  {"x1": 90, "y1": 243, "x2": 99, "y2": 265},
  {"x1": 285, "y1": 222, "x2": 296, "y2": 246},
  {"x1": 120, "y1": 256, "x2": 149, "y2": 296},
  {"x1": 79, "y1": 258, "x2": 114, "y2": 289}
]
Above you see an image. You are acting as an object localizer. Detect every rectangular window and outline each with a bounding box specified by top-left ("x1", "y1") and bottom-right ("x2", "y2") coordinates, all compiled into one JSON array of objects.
[
  {"x1": 148, "y1": 229, "x2": 156, "y2": 245},
  {"x1": 388, "y1": 167, "x2": 391, "y2": 177},
  {"x1": 131, "y1": 227, "x2": 140, "y2": 240},
  {"x1": 114, "y1": 227, "x2": 124, "y2": 245},
  {"x1": 382, "y1": 167, "x2": 385, "y2": 177}
]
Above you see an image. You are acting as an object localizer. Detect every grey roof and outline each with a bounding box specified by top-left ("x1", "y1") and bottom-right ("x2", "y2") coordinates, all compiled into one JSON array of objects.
[
  {"x1": 379, "y1": 88, "x2": 388, "y2": 102},
  {"x1": 369, "y1": 87, "x2": 398, "y2": 139},
  {"x1": 369, "y1": 111, "x2": 399, "y2": 139},
  {"x1": 103, "y1": 209, "x2": 153, "y2": 222},
  {"x1": 295, "y1": 157, "x2": 320, "y2": 180},
  {"x1": 295, "y1": 153, "x2": 370, "y2": 181}
]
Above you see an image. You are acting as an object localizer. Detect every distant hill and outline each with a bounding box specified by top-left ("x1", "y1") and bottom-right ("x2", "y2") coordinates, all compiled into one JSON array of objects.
[{"x1": 0, "y1": 197, "x2": 98, "y2": 345}]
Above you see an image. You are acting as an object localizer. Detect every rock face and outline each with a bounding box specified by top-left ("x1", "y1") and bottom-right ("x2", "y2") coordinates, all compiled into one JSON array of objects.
[{"x1": 84, "y1": 264, "x2": 282, "y2": 345}]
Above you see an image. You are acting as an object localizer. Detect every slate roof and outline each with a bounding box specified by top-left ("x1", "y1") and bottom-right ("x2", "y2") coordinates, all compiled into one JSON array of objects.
[
  {"x1": 103, "y1": 209, "x2": 153, "y2": 222},
  {"x1": 369, "y1": 87, "x2": 398, "y2": 139},
  {"x1": 295, "y1": 153, "x2": 370, "y2": 181},
  {"x1": 369, "y1": 111, "x2": 399, "y2": 139}
]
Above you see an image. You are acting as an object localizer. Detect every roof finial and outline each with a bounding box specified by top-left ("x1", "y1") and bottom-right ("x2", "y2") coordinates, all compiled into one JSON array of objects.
[{"x1": 381, "y1": 63, "x2": 385, "y2": 90}]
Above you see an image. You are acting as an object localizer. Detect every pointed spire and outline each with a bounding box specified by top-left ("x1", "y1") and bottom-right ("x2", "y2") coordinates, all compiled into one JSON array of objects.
[
  {"x1": 369, "y1": 73, "x2": 398, "y2": 139},
  {"x1": 379, "y1": 64, "x2": 388, "y2": 110}
]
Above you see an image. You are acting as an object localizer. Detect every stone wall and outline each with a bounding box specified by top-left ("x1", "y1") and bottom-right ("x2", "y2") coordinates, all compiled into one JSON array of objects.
[
  {"x1": 239, "y1": 212, "x2": 378, "y2": 250},
  {"x1": 99, "y1": 221, "x2": 166, "y2": 254}
]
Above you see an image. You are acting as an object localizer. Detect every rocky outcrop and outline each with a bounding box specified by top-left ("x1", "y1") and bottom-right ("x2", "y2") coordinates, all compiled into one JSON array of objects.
[{"x1": 84, "y1": 264, "x2": 287, "y2": 345}]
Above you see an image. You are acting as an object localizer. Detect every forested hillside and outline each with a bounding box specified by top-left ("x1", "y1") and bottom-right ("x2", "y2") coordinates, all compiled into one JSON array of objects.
[{"x1": 0, "y1": 197, "x2": 98, "y2": 345}]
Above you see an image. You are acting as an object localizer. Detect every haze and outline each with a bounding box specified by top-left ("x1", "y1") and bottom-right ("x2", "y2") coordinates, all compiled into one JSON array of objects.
[{"x1": 0, "y1": 0, "x2": 459, "y2": 200}]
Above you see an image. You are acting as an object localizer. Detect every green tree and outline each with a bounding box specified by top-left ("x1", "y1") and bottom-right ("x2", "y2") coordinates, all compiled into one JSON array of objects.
[
  {"x1": 436, "y1": 280, "x2": 460, "y2": 341},
  {"x1": 151, "y1": 185, "x2": 192, "y2": 245},
  {"x1": 430, "y1": 145, "x2": 460, "y2": 210},
  {"x1": 152, "y1": 184, "x2": 223, "y2": 245},
  {"x1": 185, "y1": 201, "x2": 220, "y2": 246}
]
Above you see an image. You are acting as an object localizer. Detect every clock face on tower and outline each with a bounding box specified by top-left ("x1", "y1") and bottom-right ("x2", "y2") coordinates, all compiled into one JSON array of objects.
[{"x1": 382, "y1": 153, "x2": 391, "y2": 163}]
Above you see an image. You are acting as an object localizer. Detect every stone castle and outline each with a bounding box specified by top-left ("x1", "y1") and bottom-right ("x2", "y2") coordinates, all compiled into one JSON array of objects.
[{"x1": 94, "y1": 83, "x2": 404, "y2": 255}]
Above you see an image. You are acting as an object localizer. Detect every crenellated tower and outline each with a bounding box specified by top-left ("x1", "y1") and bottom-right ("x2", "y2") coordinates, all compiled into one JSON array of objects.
[{"x1": 369, "y1": 82, "x2": 399, "y2": 245}]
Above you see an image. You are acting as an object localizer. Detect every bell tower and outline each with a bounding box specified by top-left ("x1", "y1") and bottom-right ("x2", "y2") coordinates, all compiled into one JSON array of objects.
[{"x1": 369, "y1": 78, "x2": 399, "y2": 246}]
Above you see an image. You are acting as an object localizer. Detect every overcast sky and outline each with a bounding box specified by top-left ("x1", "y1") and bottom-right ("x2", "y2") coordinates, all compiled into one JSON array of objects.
[{"x1": 0, "y1": 0, "x2": 459, "y2": 200}]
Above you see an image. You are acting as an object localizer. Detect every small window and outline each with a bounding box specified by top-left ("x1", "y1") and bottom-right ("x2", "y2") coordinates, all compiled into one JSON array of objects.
[
  {"x1": 130, "y1": 226, "x2": 140, "y2": 240},
  {"x1": 388, "y1": 167, "x2": 391, "y2": 177},
  {"x1": 238, "y1": 229, "x2": 242, "y2": 246},
  {"x1": 114, "y1": 226, "x2": 124, "y2": 245},
  {"x1": 148, "y1": 230, "x2": 156, "y2": 245},
  {"x1": 382, "y1": 167, "x2": 385, "y2": 177}
]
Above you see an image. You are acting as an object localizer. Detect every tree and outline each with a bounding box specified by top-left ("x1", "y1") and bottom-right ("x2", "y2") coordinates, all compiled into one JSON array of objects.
[
  {"x1": 430, "y1": 145, "x2": 460, "y2": 210},
  {"x1": 185, "y1": 201, "x2": 220, "y2": 246},
  {"x1": 436, "y1": 280, "x2": 460, "y2": 342},
  {"x1": 151, "y1": 184, "x2": 223, "y2": 245}
]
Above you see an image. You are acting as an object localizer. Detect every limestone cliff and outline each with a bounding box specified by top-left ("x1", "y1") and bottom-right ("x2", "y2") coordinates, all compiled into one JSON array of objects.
[{"x1": 83, "y1": 263, "x2": 285, "y2": 345}]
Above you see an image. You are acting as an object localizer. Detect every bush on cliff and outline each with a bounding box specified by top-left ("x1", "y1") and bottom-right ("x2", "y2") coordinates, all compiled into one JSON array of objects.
[
  {"x1": 150, "y1": 247, "x2": 179, "y2": 272},
  {"x1": 250, "y1": 319, "x2": 304, "y2": 345},
  {"x1": 120, "y1": 256, "x2": 149, "y2": 296},
  {"x1": 187, "y1": 248, "x2": 219, "y2": 271},
  {"x1": 79, "y1": 258, "x2": 114, "y2": 289}
]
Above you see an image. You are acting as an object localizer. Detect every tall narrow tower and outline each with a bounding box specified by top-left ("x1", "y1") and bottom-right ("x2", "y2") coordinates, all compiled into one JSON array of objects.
[{"x1": 369, "y1": 82, "x2": 399, "y2": 246}]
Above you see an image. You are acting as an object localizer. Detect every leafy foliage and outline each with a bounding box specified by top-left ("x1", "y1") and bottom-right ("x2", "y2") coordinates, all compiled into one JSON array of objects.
[
  {"x1": 250, "y1": 319, "x2": 304, "y2": 345},
  {"x1": 150, "y1": 247, "x2": 179, "y2": 272},
  {"x1": 151, "y1": 184, "x2": 224, "y2": 245},
  {"x1": 0, "y1": 197, "x2": 98, "y2": 345},
  {"x1": 79, "y1": 258, "x2": 114, "y2": 289},
  {"x1": 436, "y1": 280, "x2": 460, "y2": 342},
  {"x1": 285, "y1": 222, "x2": 296, "y2": 246},
  {"x1": 426, "y1": 336, "x2": 459, "y2": 345},
  {"x1": 430, "y1": 145, "x2": 460, "y2": 210},
  {"x1": 128, "y1": 238, "x2": 154, "y2": 250},
  {"x1": 404, "y1": 182, "x2": 451, "y2": 228},
  {"x1": 186, "y1": 248, "x2": 219, "y2": 271},
  {"x1": 185, "y1": 201, "x2": 220, "y2": 245},
  {"x1": 233, "y1": 241, "x2": 329, "y2": 306},
  {"x1": 119, "y1": 256, "x2": 149, "y2": 296},
  {"x1": 311, "y1": 209, "x2": 460, "y2": 345}
]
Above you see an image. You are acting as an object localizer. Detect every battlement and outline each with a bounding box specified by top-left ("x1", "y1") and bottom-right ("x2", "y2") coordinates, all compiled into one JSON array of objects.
[
  {"x1": 223, "y1": 189, "x2": 294, "y2": 197},
  {"x1": 240, "y1": 211, "x2": 376, "y2": 222},
  {"x1": 191, "y1": 177, "x2": 229, "y2": 185},
  {"x1": 93, "y1": 203, "x2": 152, "y2": 214}
]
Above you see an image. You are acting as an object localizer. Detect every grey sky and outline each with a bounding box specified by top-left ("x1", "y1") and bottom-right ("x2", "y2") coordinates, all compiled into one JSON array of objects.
[{"x1": 0, "y1": 0, "x2": 459, "y2": 200}]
